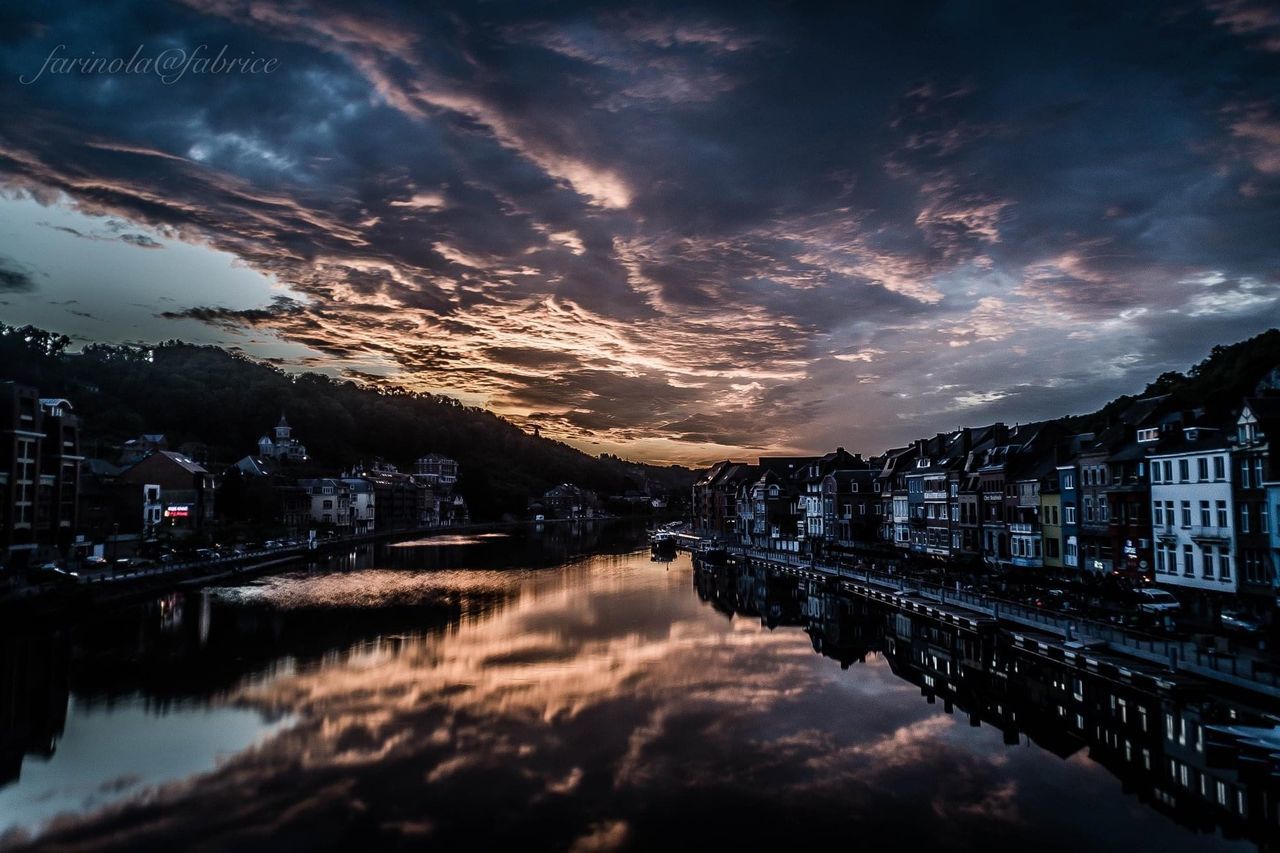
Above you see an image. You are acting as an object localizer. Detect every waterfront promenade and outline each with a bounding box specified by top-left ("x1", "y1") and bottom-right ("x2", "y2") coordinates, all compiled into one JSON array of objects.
[{"x1": 725, "y1": 544, "x2": 1280, "y2": 701}]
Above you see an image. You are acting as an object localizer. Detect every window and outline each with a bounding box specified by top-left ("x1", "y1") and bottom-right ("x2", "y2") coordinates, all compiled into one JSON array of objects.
[
  {"x1": 1099, "y1": 497, "x2": 1109, "y2": 522},
  {"x1": 1197, "y1": 458, "x2": 1208, "y2": 481},
  {"x1": 1181, "y1": 501, "x2": 1192, "y2": 526},
  {"x1": 1254, "y1": 458, "x2": 1264, "y2": 487},
  {"x1": 1062, "y1": 472, "x2": 1073, "y2": 490},
  {"x1": 1183, "y1": 545, "x2": 1193, "y2": 576},
  {"x1": 1200, "y1": 501, "x2": 1211, "y2": 527},
  {"x1": 1178, "y1": 459, "x2": 1189, "y2": 482},
  {"x1": 1240, "y1": 504, "x2": 1251, "y2": 533},
  {"x1": 1214, "y1": 456, "x2": 1225, "y2": 480},
  {"x1": 1263, "y1": 502, "x2": 1270, "y2": 534},
  {"x1": 1202, "y1": 549, "x2": 1214, "y2": 579},
  {"x1": 1219, "y1": 547, "x2": 1231, "y2": 580},
  {"x1": 1152, "y1": 464, "x2": 1162, "y2": 483},
  {"x1": 1155, "y1": 548, "x2": 1165, "y2": 573},
  {"x1": 1240, "y1": 459, "x2": 1251, "y2": 488},
  {"x1": 1217, "y1": 500, "x2": 1228, "y2": 528},
  {"x1": 1064, "y1": 505, "x2": 1076, "y2": 525}
]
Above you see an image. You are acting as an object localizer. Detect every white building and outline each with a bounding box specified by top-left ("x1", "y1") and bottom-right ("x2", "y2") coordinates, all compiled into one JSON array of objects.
[
  {"x1": 342, "y1": 477, "x2": 376, "y2": 534},
  {"x1": 298, "y1": 478, "x2": 351, "y2": 529},
  {"x1": 892, "y1": 493, "x2": 910, "y2": 549},
  {"x1": 1149, "y1": 425, "x2": 1236, "y2": 595}
]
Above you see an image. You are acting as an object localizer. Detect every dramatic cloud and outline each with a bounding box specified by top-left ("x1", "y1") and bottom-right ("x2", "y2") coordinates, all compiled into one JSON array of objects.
[{"x1": 0, "y1": 0, "x2": 1278, "y2": 463}]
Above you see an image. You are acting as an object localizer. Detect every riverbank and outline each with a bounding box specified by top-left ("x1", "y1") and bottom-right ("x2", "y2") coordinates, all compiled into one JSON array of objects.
[
  {"x1": 0, "y1": 515, "x2": 657, "y2": 619},
  {"x1": 717, "y1": 544, "x2": 1280, "y2": 703}
]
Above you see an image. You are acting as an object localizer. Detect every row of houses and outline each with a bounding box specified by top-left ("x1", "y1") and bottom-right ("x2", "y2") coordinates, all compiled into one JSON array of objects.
[
  {"x1": 0, "y1": 382, "x2": 469, "y2": 570},
  {"x1": 694, "y1": 394, "x2": 1280, "y2": 621}
]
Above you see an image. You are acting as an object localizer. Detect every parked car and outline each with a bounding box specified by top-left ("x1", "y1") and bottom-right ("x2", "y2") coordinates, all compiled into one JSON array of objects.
[
  {"x1": 1220, "y1": 610, "x2": 1264, "y2": 634},
  {"x1": 38, "y1": 563, "x2": 78, "y2": 581},
  {"x1": 83, "y1": 555, "x2": 109, "y2": 568},
  {"x1": 1135, "y1": 588, "x2": 1181, "y2": 614}
]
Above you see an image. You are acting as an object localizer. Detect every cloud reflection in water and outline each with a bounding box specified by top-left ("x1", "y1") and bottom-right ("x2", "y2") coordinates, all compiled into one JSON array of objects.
[{"x1": 11, "y1": 552, "x2": 1238, "y2": 852}]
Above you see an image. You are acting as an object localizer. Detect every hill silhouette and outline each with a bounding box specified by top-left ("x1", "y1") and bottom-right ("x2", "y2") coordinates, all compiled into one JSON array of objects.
[{"x1": 0, "y1": 323, "x2": 693, "y2": 520}]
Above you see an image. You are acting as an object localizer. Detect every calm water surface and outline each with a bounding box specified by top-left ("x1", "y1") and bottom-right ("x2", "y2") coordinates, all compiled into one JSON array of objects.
[{"x1": 0, "y1": 523, "x2": 1254, "y2": 850}]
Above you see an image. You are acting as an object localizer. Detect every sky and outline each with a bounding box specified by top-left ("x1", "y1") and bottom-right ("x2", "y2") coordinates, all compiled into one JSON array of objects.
[{"x1": 0, "y1": 1, "x2": 1278, "y2": 466}]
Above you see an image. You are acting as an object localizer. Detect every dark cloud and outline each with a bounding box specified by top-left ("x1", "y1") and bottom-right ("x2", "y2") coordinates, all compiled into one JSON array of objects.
[
  {"x1": 158, "y1": 296, "x2": 310, "y2": 330},
  {"x1": 118, "y1": 233, "x2": 162, "y2": 249},
  {"x1": 0, "y1": 257, "x2": 37, "y2": 293},
  {"x1": 0, "y1": 0, "x2": 1278, "y2": 462}
]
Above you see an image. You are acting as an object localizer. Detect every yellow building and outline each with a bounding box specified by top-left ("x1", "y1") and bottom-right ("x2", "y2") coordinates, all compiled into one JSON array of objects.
[{"x1": 1041, "y1": 490, "x2": 1063, "y2": 569}]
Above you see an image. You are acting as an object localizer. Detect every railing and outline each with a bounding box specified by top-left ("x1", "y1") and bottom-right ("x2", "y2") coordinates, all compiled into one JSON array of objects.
[{"x1": 731, "y1": 545, "x2": 1280, "y2": 697}]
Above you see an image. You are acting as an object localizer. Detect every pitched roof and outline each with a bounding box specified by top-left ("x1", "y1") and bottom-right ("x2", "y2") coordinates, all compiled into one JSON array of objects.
[{"x1": 156, "y1": 450, "x2": 209, "y2": 475}]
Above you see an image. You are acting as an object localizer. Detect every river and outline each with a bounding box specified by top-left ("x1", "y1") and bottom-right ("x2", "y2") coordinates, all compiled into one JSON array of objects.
[{"x1": 0, "y1": 521, "x2": 1259, "y2": 850}]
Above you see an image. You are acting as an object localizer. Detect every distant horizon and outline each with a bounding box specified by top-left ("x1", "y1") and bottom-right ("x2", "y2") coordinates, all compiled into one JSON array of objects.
[{"x1": 6, "y1": 317, "x2": 1274, "y2": 470}]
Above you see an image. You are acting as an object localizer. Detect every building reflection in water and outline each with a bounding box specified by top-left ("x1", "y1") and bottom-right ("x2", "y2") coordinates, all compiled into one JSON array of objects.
[
  {"x1": 694, "y1": 557, "x2": 1280, "y2": 845},
  {"x1": 0, "y1": 632, "x2": 70, "y2": 789},
  {"x1": 0, "y1": 521, "x2": 637, "y2": 794},
  {"x1": 0, "y1": 522, "x2": 1273, "y2": 851}
]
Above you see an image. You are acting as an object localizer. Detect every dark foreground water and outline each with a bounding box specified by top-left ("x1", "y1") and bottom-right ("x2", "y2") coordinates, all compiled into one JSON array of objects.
[{"x1": 0, "y1": 522, "x2": 1261, "y2": 851}]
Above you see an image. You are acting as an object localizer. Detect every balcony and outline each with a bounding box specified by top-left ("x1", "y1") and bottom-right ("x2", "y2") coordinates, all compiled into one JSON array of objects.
[
  {"x1": 1189, "y1": 526, "x2": 1231, "y2": 544},
  {"x1": 1008, "y1": 522, "x2": 1038, "y2": 534}
]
